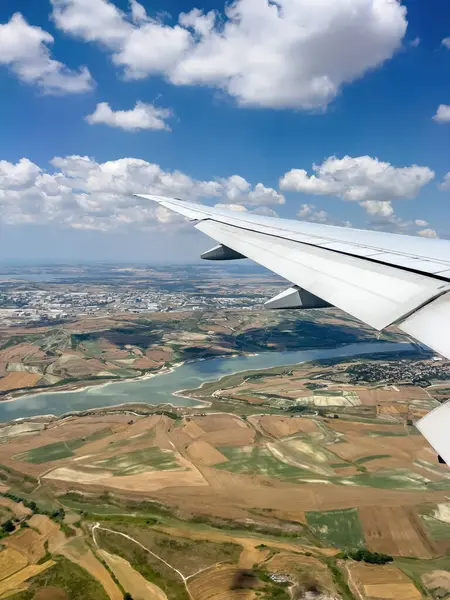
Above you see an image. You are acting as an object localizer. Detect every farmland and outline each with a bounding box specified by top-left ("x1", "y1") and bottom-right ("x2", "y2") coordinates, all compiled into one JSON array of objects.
[{"x1": 0, "y1": 306, "x2": 449, "y2": 597}]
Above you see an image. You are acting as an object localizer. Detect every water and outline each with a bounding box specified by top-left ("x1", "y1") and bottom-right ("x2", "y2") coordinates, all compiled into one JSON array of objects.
[{"x1": 0, "y1": 341, "x2": 417, "y2": 421}]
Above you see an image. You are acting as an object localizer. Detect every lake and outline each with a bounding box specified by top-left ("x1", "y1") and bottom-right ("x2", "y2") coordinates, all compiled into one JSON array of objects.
[{"x1": 0, "y1": 341, "x2": 417, "y2": 421}]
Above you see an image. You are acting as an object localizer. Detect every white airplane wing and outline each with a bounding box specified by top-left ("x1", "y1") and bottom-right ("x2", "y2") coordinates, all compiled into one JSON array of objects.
[{"x1": 137, "y1": 194, "x2": 450, "y2": 464}]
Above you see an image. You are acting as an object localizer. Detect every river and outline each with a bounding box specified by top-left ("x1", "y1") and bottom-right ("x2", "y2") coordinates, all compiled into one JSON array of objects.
[{"x1": 0, "y1": 341, "x2": 418, "y2": 421}]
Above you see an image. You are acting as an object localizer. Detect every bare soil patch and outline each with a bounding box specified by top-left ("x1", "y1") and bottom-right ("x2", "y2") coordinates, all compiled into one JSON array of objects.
[
  {"x1": 34, "y1": 586, "x2": 69, "y2": 600},
  {"x1": 359, "y1": 506, "x2": 435, "y2": 558},
  {"x1": 187, "y1": 441, "x2": 228, "y2": 466},
  {"x1": 5, "y1": 529, "x2": 46, "y2": 563},
  {"x1": 349, "y1": 562, "x2": 420, "y2": 600},
  {"x1": 252, "y1": 415, "x2": 318, "y2": 438},
  {"x1": 0, "y1": 372, "x2": 42, "y2": 391}
]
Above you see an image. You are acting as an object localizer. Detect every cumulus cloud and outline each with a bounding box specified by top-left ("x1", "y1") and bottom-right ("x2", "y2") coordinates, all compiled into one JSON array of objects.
[
  {"x1": 409, "y1": 37, "x2": 420, "y2": 47},
  {"x1": 0, "y1": 155, "x2": 282, "y2": 231},
  {"x1": 221, "y1": 176, "x2": 285, "y2": 206},
  {"x1": 433, "y1": 104, "x2": 450, "y2": 123},
  {"x1": 442, "y1": 37, "x2": 450, "y2": 49},
  {"x1": 297, "y1": 203, "x2": 351, "y2": 227},
  {"x1": 51, "y1": 0, "x2": 407, "y2": 109},
  {"x1": 415, "y1": 219, "x2": 428, "y2": 227},
  {"x1": 86, "y1": 101, "x2": 172, "y2": 131},
  {"x1": 418, "y1": 228, "x2": 439, "y2": 238},
  {"x1": 0, "y1": 13, "x2": 93, "y2": 94},
  {"x1": 280, "y1": 155, "x2": 435, "y2": 203}
]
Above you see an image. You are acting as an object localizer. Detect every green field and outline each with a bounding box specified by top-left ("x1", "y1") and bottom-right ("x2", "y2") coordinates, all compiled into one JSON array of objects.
[
  {"x1": 14, "y1": 429, "x2": 112, "y2": 464},
  {"x1": 9, "y1": 556, "x2": 109, "y2": 600},
  {"x1": 306, "y1": 508, "x2": 365, "y2": 550},
  {"x1": 215, "y1": 445, "x2": 310, "y2": 479},
  {"x1": 91, "y1": 447, "x2": 179, "y2": 476}
]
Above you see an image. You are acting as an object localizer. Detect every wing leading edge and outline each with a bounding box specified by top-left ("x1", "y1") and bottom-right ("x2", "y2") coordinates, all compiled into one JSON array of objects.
[{"x1": 137, "y1": 194, "x2": 450, "y2": 465}]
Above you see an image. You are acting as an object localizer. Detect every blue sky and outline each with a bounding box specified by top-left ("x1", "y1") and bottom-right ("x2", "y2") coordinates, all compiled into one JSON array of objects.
[{"x1": 0, "y1": 0, "x2": 450, "y2": 262}]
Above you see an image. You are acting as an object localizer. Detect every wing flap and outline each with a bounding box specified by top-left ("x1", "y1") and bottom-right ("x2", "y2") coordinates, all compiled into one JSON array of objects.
[{"x1": 196, "y1": 220, "x2": 449, "y2": 330}]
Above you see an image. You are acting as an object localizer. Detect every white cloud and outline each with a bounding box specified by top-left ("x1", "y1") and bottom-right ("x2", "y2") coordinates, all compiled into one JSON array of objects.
[
  {"x1": 409, "y1": 37, "x2": 420, "y2": 47},
  {"x1": 218, "y1": 175, "x2": 285, "y2": 206},
  {"x1": 86, "y1": 101, "x2": 172, "y2": 131},
  {"x1": 433, "y1": 104, "x2": 450, "y2": 123},
  {"x1": 0, "y1": 13, "x2": 93, "y2": 94},
  {"x1": 415, "y1": 219, "x2": 428, "y2": 227},
  {"x1": 0, "y1": 156, "x2": 282, "y2": 231},
  {"x1": 297, "y1": 203, "x2": 351, "y2": 227},
  {"x1": 442, "y1": 37, "x2": 450, "y2": 49},
  {"x1": 418, "y1": 228, "x2": 439, "y2": 238},
  {"x1": 51, "y1": 0, "x2": 407, "y2": 110},
  {"x1": 280, "y1": 155, "x2": 435, "y2": 203}
]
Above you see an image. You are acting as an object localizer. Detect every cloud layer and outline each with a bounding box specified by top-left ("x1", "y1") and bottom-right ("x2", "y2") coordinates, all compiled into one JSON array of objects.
[
  {"x1": 0, "y1": 13, "x2": 93, "y2": 94},
  {"x1": 0, "y1": 156, "x2": 283, "y2": 231},
  {"x1": 50, "y1": 0, "x2": 407, "y2": 109}
]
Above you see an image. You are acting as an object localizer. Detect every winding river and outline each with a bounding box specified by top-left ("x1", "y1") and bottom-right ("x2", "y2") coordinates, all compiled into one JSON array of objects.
[{"x1": 0, "y1": 341, "x2": 418, "y2": 421}]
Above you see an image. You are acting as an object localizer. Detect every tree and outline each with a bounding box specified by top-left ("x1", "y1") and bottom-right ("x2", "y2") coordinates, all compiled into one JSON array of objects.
[
  {"x1": 124, "y1": 593, "x2": 134, "y2": 600},
  {"x1": 2, "y1": 520, "x2": 15, "y2": 533}
]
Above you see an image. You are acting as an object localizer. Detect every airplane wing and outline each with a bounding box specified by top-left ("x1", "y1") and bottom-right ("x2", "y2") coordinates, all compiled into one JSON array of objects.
[{"x1": 137, "y1": 194, "x2": 450, "y2": 464}]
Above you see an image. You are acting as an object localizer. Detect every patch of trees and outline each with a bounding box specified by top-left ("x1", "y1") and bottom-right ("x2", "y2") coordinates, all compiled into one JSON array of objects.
[{"x1": 340, "y1": 549, "x2": 393, "y2": 564}]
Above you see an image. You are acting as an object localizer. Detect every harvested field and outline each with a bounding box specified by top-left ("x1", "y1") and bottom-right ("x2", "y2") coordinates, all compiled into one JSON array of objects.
[
  {"x1": 183, "y1": 421, "x2": 205, "y2": 439},
  {"x1": 0, "y1": 372, "x2": 42, "y2": 391},
  {"x1": 0, "y1": 560, "x2": 55, "y2": 597},
  {"x1": 349, "y1": 562, "x2": 421, "y2": 600},
  {"x1": 99, "y1": 550, "x2": 168, "y2": 600},
  {"x1": 0, "y1": 423, "x2": 45, "y2": 439},
  {"x1": 187, "y1": 441, "x2": 228, "y2": 466},
  {"x1": 61, "y1": 538, "x2": 122, "y2": 600},
  {"x1": 422, "y1": 570, "x2": 450, "y2": 597},
  {"x1": 0, "y1": 548, "x2": 28, "y2": 581},
  {"x1": 193, "y1": 415, "x2": 246, "y2": 433},
  {"x1": 359, "y1": 506, "x2": 435, "y2": 558},
  {"x1": 253, "y1": 415, "x2": 319, "y2": 438},
  {"x1": 188, "y1": 564, "x2": 261, "y2": 600},
  {"x1": 0, "y1": 497, "x2": 31, "y2": 518},
  {"x1": 5, "y1": 528, "x2": 46, "y2": 563}
]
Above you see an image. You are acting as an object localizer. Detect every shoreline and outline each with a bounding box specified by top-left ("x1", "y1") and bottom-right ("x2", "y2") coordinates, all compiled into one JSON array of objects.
[{"x1": 0, "y1": 340, "x2": 423, "y2": 426}]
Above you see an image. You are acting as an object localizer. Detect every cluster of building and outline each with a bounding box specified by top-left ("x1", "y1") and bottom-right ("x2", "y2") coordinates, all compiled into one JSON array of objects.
[
  {"x1": 345, "y1": 359, "x2": 449, "y2": 386},
  {"x1": 0, "y1": 286, "x2": 269, "y2": 326}
]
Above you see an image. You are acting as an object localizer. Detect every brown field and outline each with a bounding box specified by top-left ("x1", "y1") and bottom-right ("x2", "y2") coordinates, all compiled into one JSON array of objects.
[
  {"x1": 422, "y1": 570, "x2": 450, "y2": 596},
  {"x1": 0, "y1": 548, "x2": 28, "y2": 581},
  {"x1": 61, "y1": 538, "x2": 122, "y2": 600},
  {"x1": 5, "y1": 528, "x2": 46, "y2": 563},
  {"x1": 200, "y1": 428, "x2": 255, "y2": 447},
  {"x1": 0, "y1": 560, "x2": 55, "y2": 597},
  {"x1": 349, "y1": 563, "x2": 421, "y2": 600},
  {"x1": 188, "y1": 564, "x2": 261, "y2": 600},
  {"x1": 186, "y1": 441, "x2": 228, "y2": 466},
  {"x1": 99, "y1": 550, "x2": 168, "y2": 600},
  {"x1": 359, "y1": 506, "x2": 435, "y2": 558},
  {"x1": 0, "y1": 372, "x2": 42, "y2": 392},
  {"x1": 0, "y1": 344, "x2": 44, "y2": 364},
  {"x1": 184, "y1": 420, "x2": 206, "y2": 439},
  {"x1": 251, "y1": 415, "x2": 319, "y2": 438},
  {"x1": 0, "y1": 497, "x2": 31, "y2": 519},
  {"x1": 193, "y1": 415, "x2": 246, "y2": 433}
]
